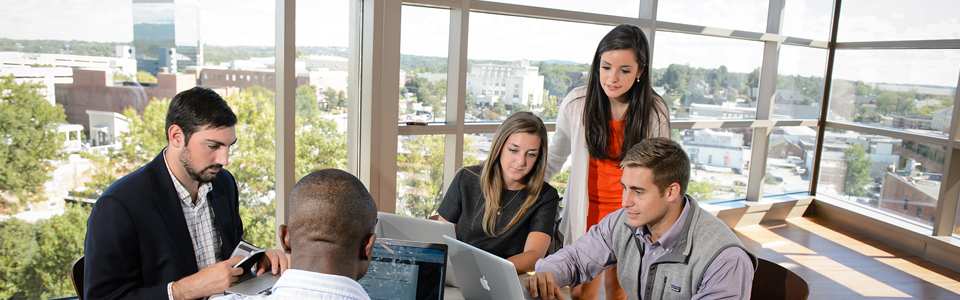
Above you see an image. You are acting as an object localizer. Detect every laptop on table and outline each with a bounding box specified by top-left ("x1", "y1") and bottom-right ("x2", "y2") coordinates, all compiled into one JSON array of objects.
[
  {"x1": 443, "y1": 235, "x2": 535, "y2": 300},
  {"x1": 358, "y1": 238, "x2": 448, "y2": 300},
  {"x1": 375, "y1": 212, "x2": 460, "y2": 287}
]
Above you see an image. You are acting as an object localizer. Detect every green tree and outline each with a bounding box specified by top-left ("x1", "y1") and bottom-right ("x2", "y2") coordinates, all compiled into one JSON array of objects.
[
  {"x1": 117, "y1": 98, "x2": 170, "y2": 169},
  {"x1": 295, "y1": 116, "x2": 347, "y2": 180},
  {"x1": 513, "y1": 103, "x2": 529, "y2": 113},
  {"x1": 842, "y1": 144, "x2": 872, "y2": 196},
  {"x1": 540, "y1": 94, "x2": 559, "y2": 120},
  {"x1": 0, "y1": 76, "x2": 67, "y2": 210},
  {"x1": 0, "y1": 217, "x2": 41, "y2": 299},
  {"x1": 465, "y1": 92, "x2": 476, "y2": 109},
  {"x1": 492, "y1": 101, "x2": 507, "y2": 117},
  {"x1": 113, "y1": 72, "x2": 133, "y2": 82},
  {"x1": 549, "y1": 167, "x2": 571, "y2": 197},
  {"x1": 687, "y1": 181, "x2": 716, "y2": 201},
  {"x1": 396, "y1": 135, "x2": 445, "y2": 218},
  {"x1": 136, "y1": 71, "x2": 158, "y2": 83},
  {"x1": 295, "y1": 84, "x2": 319, "y2": 119},
  {"x1": 33, "y1": 204, "x2": 91, "y2": 298},
  {"x1": 0, "y1": 204, "x2": 91, "y2": 299}
]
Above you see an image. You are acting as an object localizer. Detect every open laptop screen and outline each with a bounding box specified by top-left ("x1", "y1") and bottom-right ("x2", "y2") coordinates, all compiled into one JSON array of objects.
[{"x1": 358, "y1": 238, "x2": 447, "y2": 300}]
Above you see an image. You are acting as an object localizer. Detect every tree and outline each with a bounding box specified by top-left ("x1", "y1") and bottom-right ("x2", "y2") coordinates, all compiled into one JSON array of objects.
[
  {"x1": 549, "y1": 167, "x2": 571, "y2": 196},
  {"x1": 465, "y1": 92, "x2": 476, "y2": 109},
  {"x1": 687, "y1": 181, "x2": 716, "y2": 201},
  {"x1": 322, "y1": 87, "x2": 338, "y2": 110},
  {"x1": 117, "y1": 98, "x2": 170, "y2": 169},
  {"x1": 396, "y1": 135, "x2": 445, "y2": 218},
  {"x1": 295, "y1": 84, "x2": 319, "y2": 119},
  {"x1": 0, "y1": 204, "x2": 91, "y2": 299},
  {"x1": 513, "y1": 103, "x2": 529, "y2": 113},
  {"x1": 543, "y1": 68, "x2": 572, "y2": 97},
  {"x1": 540, "y1": 94, "x2": 559, "y2": 120},
  {"x1": 0, "y1": 76, "x2": 67, "y2": 210},
  {"x1": 492, "y1": 101, "x2": 507, "y2": 117},
  {"x1": 136, "y1": 71, "x2": 157, "y2": 83},
  {"x1": 842, "y1": 144, "x2": 872, "y2": 196}
]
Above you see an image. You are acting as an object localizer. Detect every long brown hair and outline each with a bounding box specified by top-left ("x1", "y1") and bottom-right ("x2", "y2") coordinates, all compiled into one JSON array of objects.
[
  {"x1": 479, "y1": 112, "x2": 549, "y2": 237},
  {"x1": 583, "y1": 24, "x2": 666, "y2": 160}
]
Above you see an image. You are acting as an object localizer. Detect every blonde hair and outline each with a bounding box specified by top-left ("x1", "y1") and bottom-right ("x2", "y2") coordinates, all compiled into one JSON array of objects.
[{"x1": 479, "y1": 112, "x2": 549, "y2": 237}]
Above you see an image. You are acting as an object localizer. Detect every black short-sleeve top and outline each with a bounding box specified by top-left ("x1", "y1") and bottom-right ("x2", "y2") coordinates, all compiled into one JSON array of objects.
[{"x1": 437, "y1": 165, "x2": 560, "y2": 259}]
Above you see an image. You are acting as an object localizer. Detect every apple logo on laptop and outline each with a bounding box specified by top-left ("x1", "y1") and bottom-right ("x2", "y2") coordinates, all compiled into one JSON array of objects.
[{"x1": 480, "y1": 276, "x2": 490, "y2": 291}]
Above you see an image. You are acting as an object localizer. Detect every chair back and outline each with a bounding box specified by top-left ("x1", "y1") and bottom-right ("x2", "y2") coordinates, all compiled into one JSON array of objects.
[
  {"x1": 750, "y1": 258, "x2": 809, "y2": 300},
  {"x1": 70, "y1": 256, "x2": 84, "y2": 300}
]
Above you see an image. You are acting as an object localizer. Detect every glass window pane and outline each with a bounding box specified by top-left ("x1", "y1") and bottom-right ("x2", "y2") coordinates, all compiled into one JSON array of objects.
[
  {"x1": 295, "y1": 0, "x2": 352, "y2": 185},
  {"x1": 763, "y1": 127, "x2": 817, "y2": 196},
  {"x1": 838, "y1": 0, "x2": 960, "y2": 42},
  {"x1": 817, "y1": 129, "x2": 943, "y2": 229},
  {"x1": 400, "y1": 5, "x2": 450, "y2": 124},
  {"x1": 657, "y1": 0, "x2": 769, "y2": 32},
  {"x1": 652, "y1": 32, "x2": 763, "y2": 121},
  {"x1": 676, "y1": 128, "x2": 754, "y2": 201},
  {"x1": 828, "y1": 49, "x2": 960, "y2": 137},
  {"x1": 478, "y1": 0, "x2": 644, "y2": 18},
  {"x1": 781, "y1": 0, "x2": 833, "y2": 41},
  {"x1": 774, "y1": 45, "x2": 827, "y2": 119},
  {"x1": 397, "y1": 135, "x2": 446, "y2": 218},
  {"x1": 467, "y1": 12, "x2": 611, "y2": 123}
]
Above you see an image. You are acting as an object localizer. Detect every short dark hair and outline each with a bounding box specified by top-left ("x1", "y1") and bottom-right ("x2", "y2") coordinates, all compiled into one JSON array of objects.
[
  {"x1": 165, "y1": 87, "x2": 237, "y2": 143},
  {"x1": 288, "y1": 169, "x2": 378, "y2": 260},
  {"x1": 620, "y1": 137, "x2": 690, "y2": 196}
]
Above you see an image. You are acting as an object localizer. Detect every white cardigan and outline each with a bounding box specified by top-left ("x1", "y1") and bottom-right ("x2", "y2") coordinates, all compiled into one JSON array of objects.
[{"x1": 545, "y1": 86, "x2": 670, "y2": 245}]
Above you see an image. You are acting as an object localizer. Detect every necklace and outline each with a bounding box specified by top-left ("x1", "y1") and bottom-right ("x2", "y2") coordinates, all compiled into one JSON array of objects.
[{"x1": 498, "y1": 189, "x2": 522, "y2": 216}]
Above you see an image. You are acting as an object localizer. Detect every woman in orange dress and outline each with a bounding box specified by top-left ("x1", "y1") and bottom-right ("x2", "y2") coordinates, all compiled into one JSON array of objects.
[{"x1": 545, "y1": 24, "x2": 670, "y2": 300}]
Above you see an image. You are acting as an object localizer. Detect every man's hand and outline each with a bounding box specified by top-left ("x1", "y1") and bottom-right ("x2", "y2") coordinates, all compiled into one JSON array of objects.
[
  {"x1": 524, "y1": 271, "x2": 567, "y2": 300},
  {"x1": 256, "y1": 249, "x2": 291, "y2": 276},
  {"x1": 172, "y1": 256, "x2": 244, "y2": 300}
]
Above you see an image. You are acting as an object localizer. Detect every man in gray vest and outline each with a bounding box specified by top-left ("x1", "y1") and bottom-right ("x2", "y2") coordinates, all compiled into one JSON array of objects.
[{"x1": 525, "y1": 137, "x2": 756, "y2": 300}]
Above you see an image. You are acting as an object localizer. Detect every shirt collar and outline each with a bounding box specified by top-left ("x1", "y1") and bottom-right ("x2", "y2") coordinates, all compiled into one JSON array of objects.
[
  {"x1": 638, "y1": 195, "x2": 692, "y2": 249},
  {"x1": 162, "y1": 148, "x2": 213, "y2": 206},
  {"x1": 271, "y1": 269, "x2": 370, "y2": 299}
]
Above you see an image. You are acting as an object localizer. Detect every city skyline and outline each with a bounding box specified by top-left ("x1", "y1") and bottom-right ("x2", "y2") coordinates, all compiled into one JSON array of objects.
[{"x1": 1, "y1": 0, "x2": 958, "y2": 86}]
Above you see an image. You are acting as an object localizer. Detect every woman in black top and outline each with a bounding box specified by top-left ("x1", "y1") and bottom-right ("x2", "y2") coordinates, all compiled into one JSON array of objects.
[{"x1": 438, "y1": 112, "x2": 560, "y2": 274}]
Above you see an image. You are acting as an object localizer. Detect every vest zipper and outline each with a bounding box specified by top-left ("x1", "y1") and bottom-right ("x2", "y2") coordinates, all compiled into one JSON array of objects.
[{"x1": 660, "y1": 276, "x2": 667, "y2": 300}]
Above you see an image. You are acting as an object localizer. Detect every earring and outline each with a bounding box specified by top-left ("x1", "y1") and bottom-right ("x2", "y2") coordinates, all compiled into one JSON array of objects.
[{"x1": 636, "y1": 77, "x2": 640, "y2": 83}]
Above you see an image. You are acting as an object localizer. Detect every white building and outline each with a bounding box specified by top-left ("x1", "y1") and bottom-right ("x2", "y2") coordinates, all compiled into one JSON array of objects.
[
  {"x1": 932, "y1": 106, "x2": 953, "y2": 133},
  {"x1": 0, "y1": 51, "x2": 137, "y2": 105},
  {"x1": 683, "y1": 129, "x2": 746, "y2": 171},
  {"x1": 467, "y1": 60, "x2": 544, "y2": 109},
  {"x1": 86, "y1": 110, "x2": 130, "y2": 150}
]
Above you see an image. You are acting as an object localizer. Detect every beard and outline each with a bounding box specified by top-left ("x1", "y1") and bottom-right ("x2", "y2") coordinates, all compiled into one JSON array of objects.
[{"x1": 179, "y1": 147, "x2": 223, "y2": 183}]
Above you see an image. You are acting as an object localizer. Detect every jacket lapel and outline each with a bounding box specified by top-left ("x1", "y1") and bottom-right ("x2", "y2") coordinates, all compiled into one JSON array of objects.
[
  {"x1": 150, "y1": 151, "x2": 200, "y2": 273},
  {"x1": 208, "y1": 179, "x2": 237, "y2": 259}
]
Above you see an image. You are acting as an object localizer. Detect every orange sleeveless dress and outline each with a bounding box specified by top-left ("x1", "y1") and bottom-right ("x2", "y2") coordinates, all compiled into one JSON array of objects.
[{"x1": 586, "y1": 120, "x2": 625, "y2": 230}]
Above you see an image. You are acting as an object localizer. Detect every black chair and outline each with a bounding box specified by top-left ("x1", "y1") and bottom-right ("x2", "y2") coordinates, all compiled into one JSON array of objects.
[
  {"x1": 751, "y1": 258, "x2": 809, "y2": 300},
  {"x1": 70, "y1": 256, "x2": 84, "y2": 300}
]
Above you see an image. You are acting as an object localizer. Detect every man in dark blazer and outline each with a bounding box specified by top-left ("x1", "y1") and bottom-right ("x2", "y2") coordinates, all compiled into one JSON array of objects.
[{"x1": 84, "y1": 87, "x2": 288, "y2": 300}]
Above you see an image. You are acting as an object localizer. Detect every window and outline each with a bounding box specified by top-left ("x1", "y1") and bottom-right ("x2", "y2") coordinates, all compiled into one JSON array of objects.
[
  {"x1": 828, "y1": 49, "x2": 960, "y2": 137},
  {"x1": 658, "y1": 0, "x2": 769, "y2": 32},
  {"x1": 817, "y1": 129, "x2": 942, "y2": 229},
  {"x1": 838, "y1": 0, "x2": 960, "y2": 42},
  {"x1": 467, "y1": 12, "x2": 612, "y2": 122},
  {"x1": 653, "y1": 31, "x2": 763, "y2": 120},
  {"x1": 763, "y1": 127, "x2": 817, "y2": 196},
  {"x1": 399, "y1": 5, "x2": 450, "y2": 124},
  {"x1": 775, "y1": 45, "x2": 827, "y2": 119}
]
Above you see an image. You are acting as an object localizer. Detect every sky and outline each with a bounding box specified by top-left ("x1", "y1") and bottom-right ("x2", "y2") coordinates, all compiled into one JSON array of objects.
[{"x1": 1, "y1": 0, "x2": 958, "y2": 86}]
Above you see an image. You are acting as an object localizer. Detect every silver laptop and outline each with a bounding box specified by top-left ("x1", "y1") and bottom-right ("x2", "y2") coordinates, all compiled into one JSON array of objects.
[
  {"x1": 358, "y1": 238, "x2": 448, "y2": 300},
  {"x1": 376, "y1": 212, "x2": 460, "y2": 287},
  {"x1": 224, "y1": 272, "x2": 281, "y2": 296},
  {"x1": 443, "y1": 235, "x2": 533, "y2": 300}
]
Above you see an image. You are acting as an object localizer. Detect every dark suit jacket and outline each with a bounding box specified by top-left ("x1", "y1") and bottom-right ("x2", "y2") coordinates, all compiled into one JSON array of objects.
[{"x1": 84, "y1": 151, "x2": 244, "y2": 300}]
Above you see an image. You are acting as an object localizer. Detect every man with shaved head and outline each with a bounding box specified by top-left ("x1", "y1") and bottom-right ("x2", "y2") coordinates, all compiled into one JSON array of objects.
[{"x1": 215, "y1": 169, "x2": 379, "y2": 300}]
